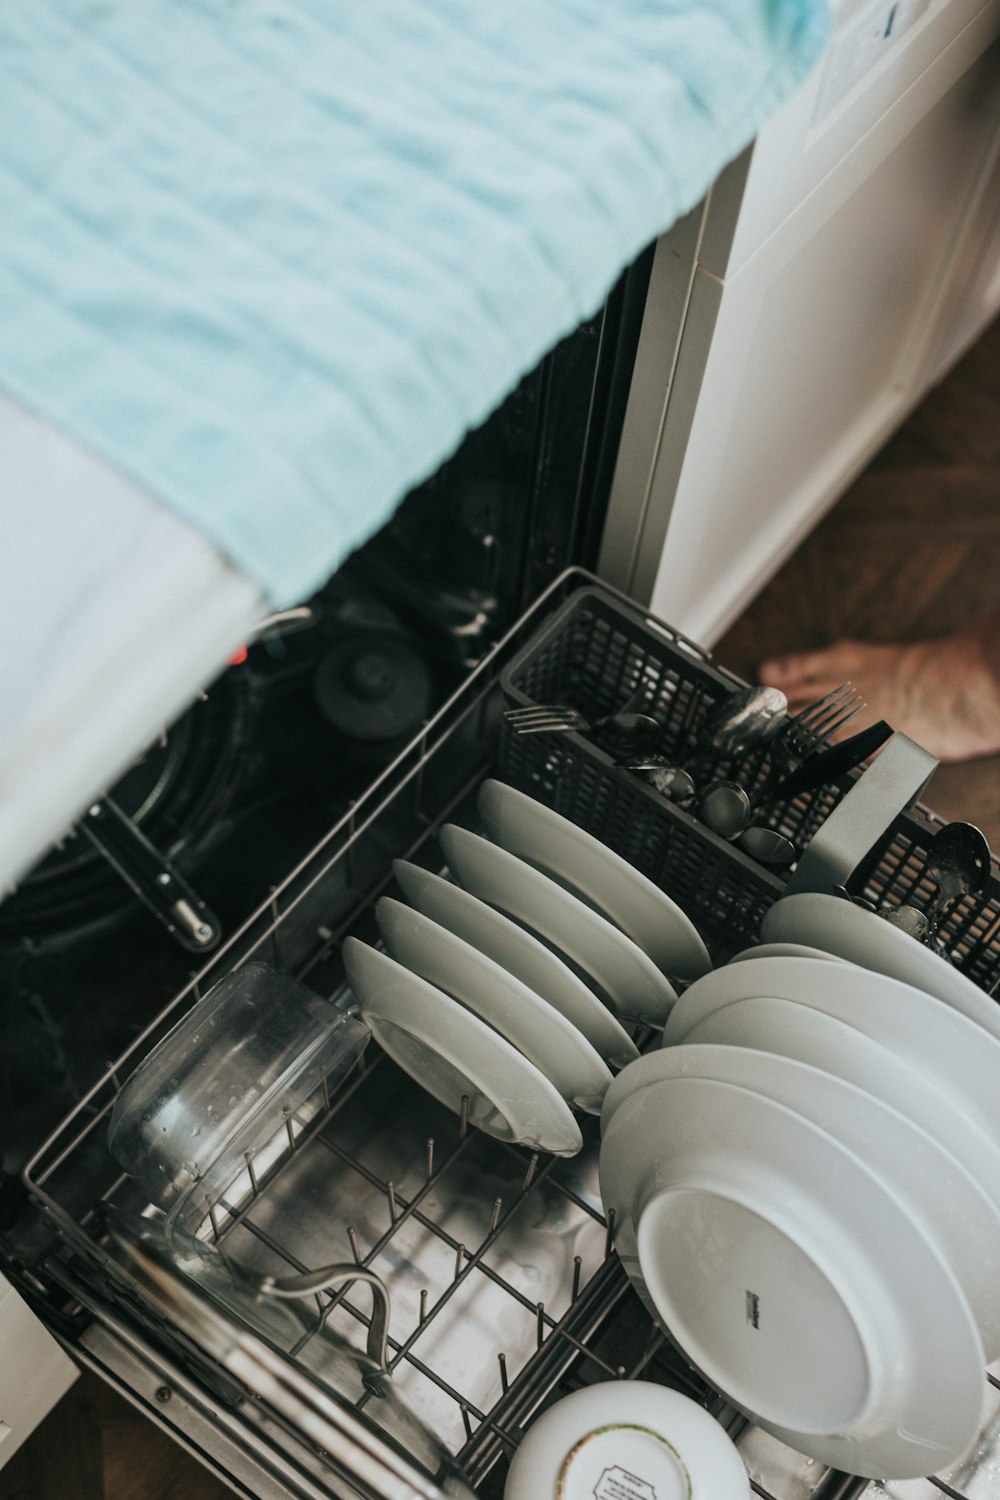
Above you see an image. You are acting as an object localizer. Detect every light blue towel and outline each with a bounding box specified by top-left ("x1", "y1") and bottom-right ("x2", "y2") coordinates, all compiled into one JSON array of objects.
[{"x1": 0, "y1": 1, "x2": 828, "y2": 607}]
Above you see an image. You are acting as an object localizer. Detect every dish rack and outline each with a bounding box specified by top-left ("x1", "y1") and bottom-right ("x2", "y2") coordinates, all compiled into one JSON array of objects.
[{"x1": 20, "y1": 569, "x2": 1000, "y2": 1500}]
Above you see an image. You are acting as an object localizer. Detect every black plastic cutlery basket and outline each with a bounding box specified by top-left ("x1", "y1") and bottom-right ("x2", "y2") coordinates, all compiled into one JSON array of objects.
[
  {"x1": 861, "y1": 802, "x2": 1000, "y2": 994},
  {"x1": 496, "y1": 582, "x2": 1000, "y2": 986},
  {"x1": 495, "y1": 585, "x2": 835, "y2": 953}
]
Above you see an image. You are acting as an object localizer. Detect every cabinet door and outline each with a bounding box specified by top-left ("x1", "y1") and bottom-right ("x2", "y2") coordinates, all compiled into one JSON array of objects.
[
  {"x1": 647, "y1": 19, "x2": 1000, "y2": 644},
  {"x1": 0, "y1": 1275, "x2": 78, "y2": 1466},
  {"x1": 910, "y1": 39, "x2": 1000, "y2": 390}
]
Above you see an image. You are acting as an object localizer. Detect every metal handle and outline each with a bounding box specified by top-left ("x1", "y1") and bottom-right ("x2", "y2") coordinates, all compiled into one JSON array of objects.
[
  {"x1": 81, "y1": 796, "x2": 221, "y2": 951},
  {"x1": 262, "y1": 1262, "x2": 390, "y2": 1372},
  {"x1": 115, "y1": 1232, "x2": 472, "y2": 1500}
]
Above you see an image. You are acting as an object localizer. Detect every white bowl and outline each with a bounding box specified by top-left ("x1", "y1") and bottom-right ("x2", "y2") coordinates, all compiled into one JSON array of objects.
[
  {"x1": 504, "y1": 1380, "x2": 748, "y2": 1500},
  {"x1": 662, "y1": 954, "x2": 1000, "y2": 1142},
  {"x1": 761, "y1": 892, "x2": 1000, "y2": 1041},
  {"x1": 601, "y1": 1040, "x2": 1000, "y2": 1359},
  {"x1": 600, "y1": 1075, "x2": 985, "y2": 1478}
]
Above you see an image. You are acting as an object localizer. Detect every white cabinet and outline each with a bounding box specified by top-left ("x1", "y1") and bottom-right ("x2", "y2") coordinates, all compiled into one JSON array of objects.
[
  {"x1": 910, "y1": 68, "x2": 1000, "y2": 389},
  {"x1": 600, "y1": 0, "x2": 1000, "y2": 646},
  {"x1": 0, "y1": 1273, "x2": 78, "y2": 1467}
]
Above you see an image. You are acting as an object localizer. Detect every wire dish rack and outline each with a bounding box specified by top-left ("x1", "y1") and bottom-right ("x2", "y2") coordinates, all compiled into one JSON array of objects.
[{"x1": 20, "y1": 569, "x2": 1000, "y2": 1500}]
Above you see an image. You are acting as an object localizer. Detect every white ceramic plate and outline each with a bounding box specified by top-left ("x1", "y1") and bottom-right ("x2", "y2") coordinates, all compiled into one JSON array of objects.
[
  {"x1": 478, "y1": 779, "x2": 711, "y2": 981},
  {"x1": 375, "y1": 897, "x2": 612, "y2": 1113},
  {"x1": 599, "y1": 1041, "x2": 1000, "y2": 1359},
  {"x1": 599, "y1": 1075, "x2": 985, "y2": 1479},
  {"x1": 661, "y1": 954, "x2": 1000, "y2": 1141},
  {"x1": 728, "y1": 941, "x2": 848, "y2": 965},
  {"x1": 762, "y1": 891, "x2": 1000, "y2": 1042},
  {"x1": 342, "y1": 938, "x2": 582, "y2": 1156},
  {"x1": 503, "y1": 1379, "x2": 749, "y2": 1500},
  {"x1": 391, "y1": 860, "x2": 638, "y2": 1070},
  {"x1": 670, "y1": 992, "x2": 1000, "y2": 1236},
  {"x1": 439, "y1": 825, "x2": 677, "y2": 1025}
]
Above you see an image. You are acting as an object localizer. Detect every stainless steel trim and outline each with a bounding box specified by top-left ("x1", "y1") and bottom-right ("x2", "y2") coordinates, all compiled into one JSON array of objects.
[{"x1": 76, "y1": 1317, "x2": 359, "y2": 1500}]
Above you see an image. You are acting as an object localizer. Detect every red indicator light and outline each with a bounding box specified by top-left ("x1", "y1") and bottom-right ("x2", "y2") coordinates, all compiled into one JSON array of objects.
[{"x1": 229, "y1": 645, "x2": 249, "y2": 666}]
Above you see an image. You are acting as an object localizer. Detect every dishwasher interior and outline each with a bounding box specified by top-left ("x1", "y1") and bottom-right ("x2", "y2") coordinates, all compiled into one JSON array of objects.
[{"x1": 13, "y1": 570, "x2": 1000, "y2": 1500}]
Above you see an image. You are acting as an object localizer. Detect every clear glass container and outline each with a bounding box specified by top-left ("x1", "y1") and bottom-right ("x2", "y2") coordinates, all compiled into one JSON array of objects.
[{"x1": 108, "y1": 961, "x2": 369, "y2": 1229}]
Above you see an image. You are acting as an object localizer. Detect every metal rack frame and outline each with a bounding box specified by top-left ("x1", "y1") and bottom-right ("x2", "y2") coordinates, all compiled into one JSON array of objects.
[{"x1": 19, "y1": 568, "x2": 1000, "y2": 1500}]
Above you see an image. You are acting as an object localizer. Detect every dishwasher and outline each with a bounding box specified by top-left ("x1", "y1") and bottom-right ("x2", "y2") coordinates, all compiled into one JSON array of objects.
[{"x1": 4, "y1": 560, "x2": 1000, "y2": 1500}]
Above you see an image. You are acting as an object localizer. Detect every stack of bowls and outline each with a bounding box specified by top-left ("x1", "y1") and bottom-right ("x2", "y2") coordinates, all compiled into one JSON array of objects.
[{"x1": 598, "y1": 891, "x2": 1000, "y2": 1480}]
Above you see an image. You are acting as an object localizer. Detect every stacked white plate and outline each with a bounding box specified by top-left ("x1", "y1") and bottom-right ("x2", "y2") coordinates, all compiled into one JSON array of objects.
[
  {"x1": 343, "y1": 779, "x2": 711, "y2": 1156},
  {"x1": 599, "y1": 889, "x2": 1000, "y2": 1480}
]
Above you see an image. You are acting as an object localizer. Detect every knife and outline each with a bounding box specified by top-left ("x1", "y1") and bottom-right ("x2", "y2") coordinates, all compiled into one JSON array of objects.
[{"x1": 755, "y1": 719, "x2": 893, "y2": 808}]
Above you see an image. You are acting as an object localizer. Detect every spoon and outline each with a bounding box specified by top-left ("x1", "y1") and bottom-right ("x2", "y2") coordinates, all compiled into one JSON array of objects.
[
  {"x1": 590, "y1": 682, "x2": 661, "y2": 755},
  {"x1": 738, "y1": 826, "x2": 797, "y2": 867},
  {"x1": 620, "y1": 756, "x2": 696, "y2": 806},
  {"x1": 831, "y1": 883, "x2": 878, "y2": 914},
  {"x1": 699, "y1": 780, "x2": 751, "y2": 839},
  {"x1": 922, "y1": 821, "x2": 991, "y2": 934},
  {"x1": 596, "y1": 711, "x2": 661, "y2": 757},
  {"x1": 692, "y1": 685, "x2": 788, "y2": 764},
  {"x1": 881, "y1": 904, "x2": 930, "y2": 941}
]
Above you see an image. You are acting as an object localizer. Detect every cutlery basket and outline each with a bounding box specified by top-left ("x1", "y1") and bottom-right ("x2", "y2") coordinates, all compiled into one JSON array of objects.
[
  {"x1": 859, "y1": 799, "x2": 1000, "y2": 994},
  {"x1": 497, "y1": 585, "x2": 841, "y2": 954},
  {"x1": 499, "y1": 581, "x2": 1000, "y2": 991}
]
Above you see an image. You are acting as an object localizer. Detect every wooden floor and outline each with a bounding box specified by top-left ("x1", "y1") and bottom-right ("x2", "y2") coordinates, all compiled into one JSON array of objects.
[
  {"x1": 2, "y1": 317, "x2": 998, "y2": 1499},
  {"x1": 0, "y1": 1370, "x2": 233, "y2": 1500},
  {"x1": 719, "y1": 312, "x2": 1000, "y2": 848}
]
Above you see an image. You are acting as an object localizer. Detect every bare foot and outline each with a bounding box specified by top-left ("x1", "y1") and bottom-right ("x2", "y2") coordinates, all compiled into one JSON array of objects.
[{"x1": 758, "y1": 622, "x2": 1000, "y2": 763}]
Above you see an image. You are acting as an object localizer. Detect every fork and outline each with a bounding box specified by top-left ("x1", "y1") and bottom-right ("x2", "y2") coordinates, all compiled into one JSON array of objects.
[
  {"x1": 504, "y1": 685, "x2": 659, "y2": 748},
  {"x1": 504, "y1": 703, "x2": 593, "y2": 734},
  {"x1": 504, "y1": 701, "x2": 661, "y2": 754},
  {"x1": 766, "y1": 683, "x2": 866, "y2": 781}
]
